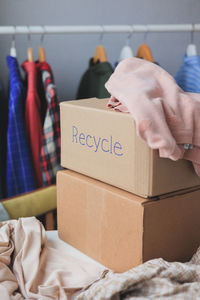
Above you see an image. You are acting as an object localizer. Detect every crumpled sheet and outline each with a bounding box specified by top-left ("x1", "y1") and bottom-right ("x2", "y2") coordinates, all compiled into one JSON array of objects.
[
  {"x1": 0, "y1": 217, "x2": 106, "y2": 299},
  {"x1": 76, "y1": 246, "x2": 200, "y2": 300}
]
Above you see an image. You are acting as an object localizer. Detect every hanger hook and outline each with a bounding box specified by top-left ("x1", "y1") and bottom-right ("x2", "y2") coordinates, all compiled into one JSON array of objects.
[
  {"x1": 11, "y1": 26, "x2": 16, "y2": 48},
  {"x1": 126, "y1": 26, "x2": 133, "y2": 46},
  {"x1": 27, "y1": 26, "x2": 31, "y2": 44},
  {"x1": 144, "y1": 25, "x2": 149, "y2": 42},
  {"x1": 40, "y1": 26, "x2": 45, "y2": 44},
  {"x1": 191, "y1": 24, "x2": 194, "y2": 44},
  {"x1": 100, "y1": 25, "x2": 104, "y2": 43}
]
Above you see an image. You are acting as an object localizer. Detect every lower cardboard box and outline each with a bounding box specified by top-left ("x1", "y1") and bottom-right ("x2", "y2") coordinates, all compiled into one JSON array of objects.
[{"x1": 57, "y1": 169, "x2": 200, "y2": 273}]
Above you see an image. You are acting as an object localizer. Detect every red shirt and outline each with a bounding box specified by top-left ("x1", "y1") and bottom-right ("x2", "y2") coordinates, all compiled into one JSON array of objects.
[{"x1": 22, "y1": 61, "x2": 43, "y2": 187}]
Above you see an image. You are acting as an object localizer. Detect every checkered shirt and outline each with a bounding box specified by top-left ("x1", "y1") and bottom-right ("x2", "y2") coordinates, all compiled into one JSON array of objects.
[
  {"x1": 6, "y1": 56, "x2": 35, "y2": 197},
  {"x1": 40, "y1": 65, "x2": 61, "y2": 186}
]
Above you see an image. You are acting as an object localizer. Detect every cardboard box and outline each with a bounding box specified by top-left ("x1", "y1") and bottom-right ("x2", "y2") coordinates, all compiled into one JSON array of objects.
[
  {"x1": 57, "y1": 169, "x2": 200, "y2": 273},
  {"x1": 60, "y1": 98, "x2": 200, "y2": 198}
]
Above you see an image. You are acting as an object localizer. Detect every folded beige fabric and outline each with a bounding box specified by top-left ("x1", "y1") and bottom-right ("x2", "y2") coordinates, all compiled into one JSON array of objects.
[
  {"x1": 76, "y1": 247, "x2": 200, "y2": 300},
  {"x1": 0, "y1": 217, "x2": 106, "y2": 299}
]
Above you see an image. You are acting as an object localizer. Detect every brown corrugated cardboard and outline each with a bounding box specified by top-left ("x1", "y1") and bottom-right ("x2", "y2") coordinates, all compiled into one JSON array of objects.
[
  {"x1": 57, "y1": 170, "x2": 200, "y2": 273},
  {"x1": 60, "y1": 98, "x2": 200, "y2": 198}
]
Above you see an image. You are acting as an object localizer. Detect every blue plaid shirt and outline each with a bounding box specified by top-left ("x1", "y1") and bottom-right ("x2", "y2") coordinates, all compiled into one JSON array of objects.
[
  {"x1": 175, "y1": 55, "x2": 200, "y2": 93},
  {"x1": 6, "y1": 56, "x2": 36, "y2": 197}
]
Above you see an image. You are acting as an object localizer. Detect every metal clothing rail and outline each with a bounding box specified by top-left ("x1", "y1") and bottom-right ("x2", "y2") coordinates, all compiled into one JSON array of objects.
[{"x1": 0, "y1": 24, "x2": 200, "y2": 35}]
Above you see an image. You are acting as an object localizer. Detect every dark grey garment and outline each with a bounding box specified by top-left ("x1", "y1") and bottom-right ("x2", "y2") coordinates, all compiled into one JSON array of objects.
[{"x1": 77, "y1": 58, "x2": 113, "y2": 99}]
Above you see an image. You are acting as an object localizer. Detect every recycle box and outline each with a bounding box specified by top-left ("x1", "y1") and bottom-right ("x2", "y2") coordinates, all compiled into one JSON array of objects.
[{"x1": 60, "y1": 98, "x2": 200, "y2": 197}]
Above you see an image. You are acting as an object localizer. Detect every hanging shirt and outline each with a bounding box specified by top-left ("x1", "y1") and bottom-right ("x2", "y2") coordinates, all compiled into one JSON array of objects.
[
  {"x1": 22, "y1": 61, "x2": 43, "y2": 188},
  {"x1": 6, "y1": 56, "x2": 35, "y2": 197},
  {"x1": 36, "y1": 61, "x2": 61, "y2": 186},
  {"x1": 0, "y1": 81, "x2": 8, "y2": 199},
  {"x1": 77, "y1": 58, "x2": 113, "y2": 99},
  {"x1": 175, "y1": 55, "x2": 200, "y2": 93}
]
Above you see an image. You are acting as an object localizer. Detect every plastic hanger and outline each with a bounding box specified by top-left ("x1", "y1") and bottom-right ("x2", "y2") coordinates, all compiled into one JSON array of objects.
[
  {"x1": 119, "y1": 45, "x2": 134, "y2": 61},
  {"x1": 119, "y1": 31, "x2": 134, "y2": 61},
  {"x1": 27, "y1": 26, "x2": 34, "y2": 62},
  {"x1": 186, "y1": 27, "x2": 197, "y2": 56},
  {"x1": 10, "y1": 27, "x2": 17, "y2": 57},
  {"x1": 186, "y1": 44, "x2": 197, "y2": 56},
  {"x1": 38, "y1": 28, "x2": 46, "y2": 62},
  {"x1": 136, "y1": 43, "x2": 154, "y2": 62}
]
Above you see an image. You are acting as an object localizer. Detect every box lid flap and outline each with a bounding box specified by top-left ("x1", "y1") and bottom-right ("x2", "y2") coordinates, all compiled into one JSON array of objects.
[{"x1": 60, "y1": 98, "x2": 133, "y2": 118}]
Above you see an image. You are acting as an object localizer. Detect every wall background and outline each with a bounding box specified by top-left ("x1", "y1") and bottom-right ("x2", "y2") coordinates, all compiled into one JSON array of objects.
[{"x1": 0, "y1": 0, "x2": 200, "y2": 100}]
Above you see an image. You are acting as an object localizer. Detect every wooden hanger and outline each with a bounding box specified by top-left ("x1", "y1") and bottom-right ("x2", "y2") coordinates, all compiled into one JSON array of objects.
[
  {"x1": 136, "y1": 43, "x2": 154, "y2": 62},
  {"x1": 93, "y1": 45, "x2": 107, "y2": 63},
  {"x1": 27, "y1": 47, "x2": 34, "y2": 62},
  {"x1": 38, "y1": 45, "x2": 46, "y2": 62}
]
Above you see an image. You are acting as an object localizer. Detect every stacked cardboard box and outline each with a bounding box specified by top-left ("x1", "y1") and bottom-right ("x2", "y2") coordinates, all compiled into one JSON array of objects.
[{"x1": 57, "y1": 98, "x2": 200, "y2": 272}]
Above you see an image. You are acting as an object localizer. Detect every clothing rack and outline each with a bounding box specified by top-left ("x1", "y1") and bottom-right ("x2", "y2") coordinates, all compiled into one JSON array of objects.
[{"x1": 0, "y1": 24, "x2": 200, "y2": 35}]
